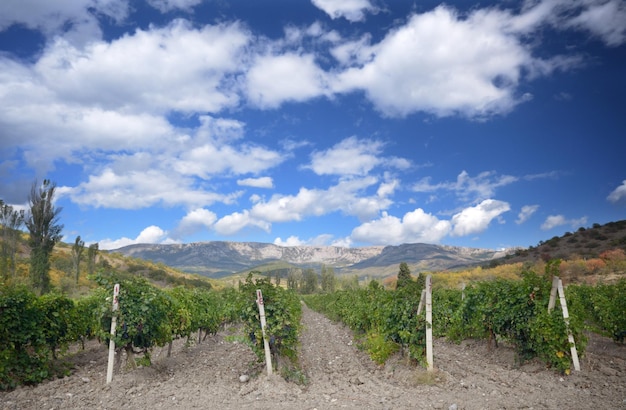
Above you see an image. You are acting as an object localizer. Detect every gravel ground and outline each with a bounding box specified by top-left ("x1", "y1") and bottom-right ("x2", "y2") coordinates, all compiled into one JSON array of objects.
[{"x1": 1, "y1": 304, "x2": 625, "y2": 409}]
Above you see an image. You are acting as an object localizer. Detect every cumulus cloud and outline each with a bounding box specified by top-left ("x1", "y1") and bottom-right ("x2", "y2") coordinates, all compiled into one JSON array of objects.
[
  {"x1": 307, "y1": 136, "x2": 383, "y2": 176},
  {"x1": 0, "y1": 0, "x2": 128, "y2": 45},
  {"x1": 99, "y1": 225, "x2": 175, "y2": 250},
  {"x1": 35, "y1": 20, "x2": 248, "y2": 115},
  {"x1": 516, "y1": 204, "x2": 539, "y2": 224},
  {"x1": 214, "y1": 210, "x2": 271, "y2": 235},
  {"x1": 331, "y1": 6, "x2": 545, "y2": 118},
  {"x1": 245, "y1": 53, "x2": 329, "y2": 109},
  {"x1": 147, "y1": 0, "x2": 202, "y2": 13},
  {"x1": 541, "y1": 214, "x2": 588, "y2": 230},
  {"x1": 172, "y1": 208, "x2": 217, "y2": 239},
  {"x1": 237, "y1": 177, "x2": 274, "y2": 188},
  {"x1": 351, "y1": 209, "x2": 452, "y2": 245},
  {"x1": 306, "y1": 136, "x2": 409, "y2": 176},
  {"x1": 607, "y1": 180, "x2": 626, "y2": 203},
  {"x1": 274, "y1": 233, "x2": 337, "y2": 247},
  {"x1": 450, "y1": 199, "x2": 511, "y2": 237},
  {"x1": 311, "y1": 0, "x2": 378, "y2": 22},
  {"x1": 274, "y1": 235, "x2": 307, "y2": 246},
  {"x1": 413, "y1": 170, "x2": 518, "y2": 202},
  {"x1": 250, "y1": 176, "x2": 390, "y2": 224}
]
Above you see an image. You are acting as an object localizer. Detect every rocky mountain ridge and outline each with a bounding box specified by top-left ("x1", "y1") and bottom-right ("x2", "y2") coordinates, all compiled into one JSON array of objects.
[{"x1": 111, "y1": 241, "x2": 509, "y2": 278}]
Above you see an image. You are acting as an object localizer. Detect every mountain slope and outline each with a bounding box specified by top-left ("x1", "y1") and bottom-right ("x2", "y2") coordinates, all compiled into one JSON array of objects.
[{"x1": 111, "y1": 241, "x2": 506, "y2": 278}]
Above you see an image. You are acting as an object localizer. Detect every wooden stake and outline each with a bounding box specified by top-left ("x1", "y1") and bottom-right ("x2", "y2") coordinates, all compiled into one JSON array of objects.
[
  {"x1": 417, "y1": 289, "x2": 426, "y2": 316},
  {"x1": 106, "y1": 283, "x2": 120, "y2": 384},
  {"x1": 548, "y1": 276, "x2": 580, "y2": 372},
  {"x1": 425, "y1": 275, "x2": 433, "y2": 372},
  {"x1": 256, "y1": 289, "x2": 273, "y2": 376}
]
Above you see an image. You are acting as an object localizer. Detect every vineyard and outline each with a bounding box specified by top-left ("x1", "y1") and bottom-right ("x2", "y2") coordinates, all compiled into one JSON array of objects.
[{"x1": 1, "y1": 262, "x2": 626, "y2": 408}]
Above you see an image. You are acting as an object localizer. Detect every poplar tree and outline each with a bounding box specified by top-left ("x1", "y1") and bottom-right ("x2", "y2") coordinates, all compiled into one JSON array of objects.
[
  {"x1": 25, "y1": 179, "x2": 63, "y2": 294},
  {"x1": 396, "y1": 262, "x2": 412, "y2": 289},
  {"x1": 0, "y1": 200, "x2": 24, "y2": 280},
  {"x1": 72, "y1": 235, "x2": 85, "y2": 284}
]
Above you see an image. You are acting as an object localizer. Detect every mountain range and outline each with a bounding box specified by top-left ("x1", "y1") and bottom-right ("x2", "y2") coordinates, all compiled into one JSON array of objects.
[{"x1": 111, "y1": 241, "x2": 512, "y2": 279}]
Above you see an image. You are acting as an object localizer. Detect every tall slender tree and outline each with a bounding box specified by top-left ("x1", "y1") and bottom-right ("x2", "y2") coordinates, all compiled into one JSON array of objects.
[
  {"x1": 320, "y1": 265, "x2": 336, "y2": 293},
  {"x1": 396, "y1": 262, "x2": 412, "y2": 289},
  {"x1": 0, "y1": 200, "x2": 24, "y2": 280},
  {"x1": 25, "y1": 179, "x2": 63, "y2": 294},
  {"x1": 87, "y1": 242, "x2": 99, "y2": 275},
  {"x1": 72, "y1": 235, "x2": 85, "y2": 284}
]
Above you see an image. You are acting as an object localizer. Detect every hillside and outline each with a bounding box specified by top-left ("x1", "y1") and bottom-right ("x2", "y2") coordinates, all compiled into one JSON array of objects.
[
  {"x1": 0, "y1": 230, "x2": 216, "y2": 295},
  {"x1": 494, "y1": 220, "x2": 626, "y2": 266},
  {"x1": 111, "y1": 241, "x2": 510, "y2": 279}
]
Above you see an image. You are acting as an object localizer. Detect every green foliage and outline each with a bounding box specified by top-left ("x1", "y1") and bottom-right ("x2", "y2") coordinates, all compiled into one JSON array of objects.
[
  {"x1": 238, "y1": 274, "x2": 302, "y2": 366},
  {"x1": 567, "y1": 279, "x2": 626, "y2": 342},
  {"x1": 447, "y1": 269, "x2": 586, "y2": 373},
  {"x1": 362, "y1": 330, "x2": 399, "y2": 364},
  {"x1": 25, "y1": 179, "x2": 63, "y2": 294},
  {"x1": 396, "y1": 262, "x2": 412, "y2": 289},
  {"x1": 37, "y1": 293, "x2": 75, "y2": 359}
]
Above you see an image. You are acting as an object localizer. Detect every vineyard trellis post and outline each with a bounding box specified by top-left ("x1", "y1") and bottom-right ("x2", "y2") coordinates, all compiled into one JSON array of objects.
[
  {"x1": 256, "y1": 289, "x2": 273, "y2": 376},
  {"x1": 417, "y1": 275, "x2": 434, "y2": 371},
  {"x1": 548, "y1": 276, "x2": 581, "y2": 371},
  {"x1": 425, "y1": 275, "x2": 433, "y2": 371},
  {"x1": 106, "y1": 283, "x2": 120, "y2": 384}
]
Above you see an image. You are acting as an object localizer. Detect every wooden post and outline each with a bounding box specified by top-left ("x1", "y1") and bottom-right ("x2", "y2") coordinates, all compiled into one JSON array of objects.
[
  {"x1": 417, "y1": 289, "x2": 426, "y2": 315},
  {"x1": 548, "y1": 276, "x2": 559, "y2": 312},
  {"x1": 425, "y1": 275, "x2": 433, "y2": 372},
  {"x1": 256, "y1": 289, "x2": 273, "y2": 376},
  {"x1": 548, "y1": 276, "x2": 581, "y2": 372},
  {"x1": 106, "y1": 283, "x2": 120, "y2": 384}
]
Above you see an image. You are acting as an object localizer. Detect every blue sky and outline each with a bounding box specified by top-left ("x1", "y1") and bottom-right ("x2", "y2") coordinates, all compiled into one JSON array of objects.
[{"x1": 0, "y1": 0, "x2": 625, "y2": 251}]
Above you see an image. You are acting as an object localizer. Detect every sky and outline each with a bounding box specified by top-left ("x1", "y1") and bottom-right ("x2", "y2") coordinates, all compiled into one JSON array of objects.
[{"x1": 0, "y1": 0, "x2": 625, "y2": 252}]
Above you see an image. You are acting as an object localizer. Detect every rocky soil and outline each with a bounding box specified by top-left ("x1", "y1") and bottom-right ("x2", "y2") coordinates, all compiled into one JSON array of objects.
[{"x1": 2, "y1": 305, "x2": 625, "y2": 409}]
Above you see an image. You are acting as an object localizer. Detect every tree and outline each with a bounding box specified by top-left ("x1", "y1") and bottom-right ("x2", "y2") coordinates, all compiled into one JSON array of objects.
[
  {"x1": 301, "y1": 268, "x2": 318, "y2": 294},
  {"x1": 25, "y1": 179, "x2": 63, "y2": 294},
  {"x1": 320, "y1": 265, "x2": 336, "y2": 293},
  {"x1": 396, "y1": 262, "x2": 412, "y2": 289},
  {"x1": 286, "y1": 268, "x2": 301, "y2": 291},
  {"x1": 0, "y1": 199, "x2": 24, "y2": 280},
  {"x1": 72, "y1": 235, "x2": 85, "y2": 284},
  {"x1": 87, "y1": 242, "x2": 99, "y2": 275}
]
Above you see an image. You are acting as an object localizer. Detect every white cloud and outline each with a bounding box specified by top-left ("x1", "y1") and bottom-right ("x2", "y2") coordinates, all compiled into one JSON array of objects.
[
  {"x1": 516, "y1": 205, "x2": 539, "y2": 224},
  {"x1": 307, "y1": 136, "x2": 383, "y2": 176},
  {"x1": 311, "y1": 0, "x2": 378, "y2": 22},
  {"x1": 564, "y1": 0, "x2": 626, "y2": 47},
  {"x1": 351, "y1": 209, "x2": 452, "y2": 245},
  {"x1": 541, "y1": 214, "x2": 588, "y2": 230},
  {"x1": 451, "y1": 199, "x2": 511, "y2": 237},
  {"x1": 413, "y1": 170, "x2": 518, "y2": 202},
  {"x1": 274, "y1": 233, "x2": 335, "y2": 246},
  {"x1": 306, "y1": 136, "x2": 409, "y2": 177},
  {"x1": 173, "y1": 208, "x2": 217, "y2": 239},
  {"x1": 99, "y1": 225, "x2": 175, "y2": 250},
  {"x1": 147, "y1": 0, "x2": 202, "y2": 13},
  {"x1": 237, "y1": 177, "x2": 274, "y2": 189},
  {"x1": 330, "y1": 5, "x2": 582, "y2": 118},
  {"x1": 250, "y1": 176, "x2": 390, "y2": 224},
  {"x1": 0, "y1": 0, "x2": 128, "y2": 45},
  {"x1": 607, "y1": 180, "x2": 626, "y2": 203},
  {"x1": 274, "y1": 235, "x2": 306, "y2": 246},
  {"x1": 214, "y1": 210, "x2": 271, "y2": 235},
  {"x1": 36, "y1": 20, "x2": 249, "y2": 115},
  {"x1": 245, "y1": 52, "x2": 329, "y2": 109},
  {"x1": 62, "y1": 167, "x2": 241, "y2": 210}
]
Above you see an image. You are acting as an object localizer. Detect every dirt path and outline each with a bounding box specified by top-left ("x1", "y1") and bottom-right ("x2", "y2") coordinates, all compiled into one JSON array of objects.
[{"x1": 1, "y1": 304, "x2": 625, "y2": 409}]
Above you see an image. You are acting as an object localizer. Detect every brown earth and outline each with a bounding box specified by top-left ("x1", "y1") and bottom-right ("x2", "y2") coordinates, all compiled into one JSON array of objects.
[{"x1": 1, "y1": 305, "x2": 625, "y2": 409}]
